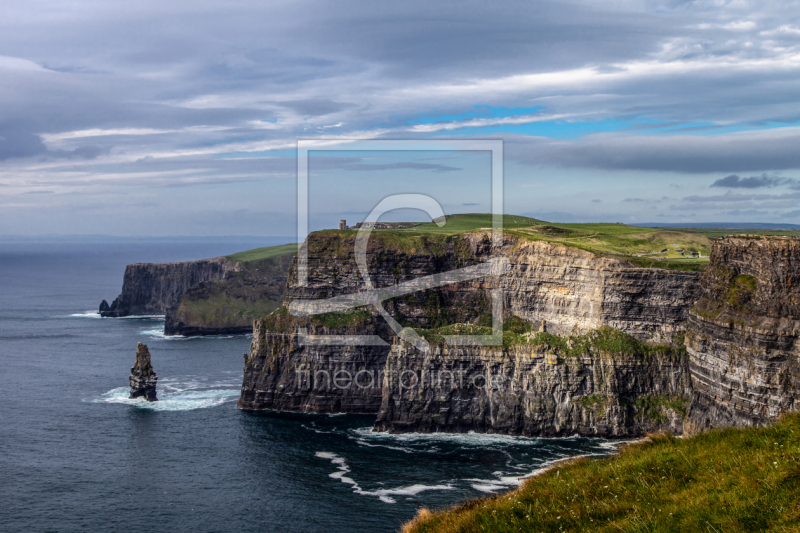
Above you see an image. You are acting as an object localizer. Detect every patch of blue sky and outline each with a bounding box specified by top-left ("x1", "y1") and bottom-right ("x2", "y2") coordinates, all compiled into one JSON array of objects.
[
  {"x1": 421, "y1": 115, "x2": 800, "y2": 139},
  {"x1": 426, "y1": 117, "x2": 639, "y2": 140}
]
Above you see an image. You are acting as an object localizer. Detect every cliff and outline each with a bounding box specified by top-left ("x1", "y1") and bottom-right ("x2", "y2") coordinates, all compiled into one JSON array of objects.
[
  {"x1": 685, "y1": 236, "x2": 800, "y2": 433},
  {"x1": 100, "y1": 257, "x2": 235, "y2": 317},
  {"x1": 284, "y1": 232, "x2": 701, "y2": 339},
  {"x1": 239, "y1": 231, "x2": 702, "y2": 437},
  {"x1": 164, "y1": 253, "x2": 294, "y2": 336},
  {"x1": 100, "y1": 244, "x2": 296, "y2": 336},
  {"x1": 237, "y1": 312, "x2": 392, "y2": 413},
  {"x1": 374, "y1": 329, "x2": 691, "y2": 437}
]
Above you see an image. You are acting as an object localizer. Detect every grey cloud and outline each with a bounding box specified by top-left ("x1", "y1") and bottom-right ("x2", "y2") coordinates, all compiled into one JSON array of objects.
[
  {"x1": 506, "y1": 131, "x2": 800, "y2": 173},
  {"x1": 682, "y1": 191, "x2": 800, "y2": 203},
  {"x1": 0, "y1": 123, "x2": 107, "y2": 162},
  {"x1": 49, "y1": 145, "x2": 109, "y2": 160},
  {"x1": 0, "y1": 128, "x2": 47, "y2": 160},
  {"x1": 592, "y1": 199, "x2": 602, "y2": 203},
  {"x1": 711, "y1": 174, "x2": 796, "y2": 189},
  {"x1": 3, "y1": 0, "x2": 800, "y2": 232},
  {"x1": 780, "y1": 210, "x2": 800, "y2": 218},
  {"x1": 310, "y1": 156, "x2": 460, "y2": 173},
  {"x1": 623, "y1": 198, "x2": 647, "y2": 202},
  {"x1": 462, "y1": 203, "x2": 479, "y2": 206},
  {"x1": 278, "y1": 99, "x2": 354, "y2": 117},
  {"x1": 722, "y1": 209, "x2": 770, "y2": 217}
]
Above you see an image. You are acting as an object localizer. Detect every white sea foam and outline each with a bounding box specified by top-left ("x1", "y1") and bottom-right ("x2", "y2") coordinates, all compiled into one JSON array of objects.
[
  {"x1": 315, "y1": 451, "x2": 453, "y2": 504},
  {"x1": 69, "y1": 311, "x2": 101, "y2": 318},
  {"x1": 472, "y1": 483, "x2": 507, "y2": 493},
  {"x1": 353, "y1": 438, "x2": 416, "y2": 454},
  {"x1": 139, "y1": 328, "x2": 185, "y2": 339},
  {"x1": 92, "y1": 386, "x2": 239, "y2": 411},
  {"x1": 139, "y1": 327, "x2": 248, "y2": 340},
  {"x1": 352, "y1": 427, "x2": 540, "y2": 447},
  {"x1": 69, "y1": 310, "x2": 163, "y2": 319}
]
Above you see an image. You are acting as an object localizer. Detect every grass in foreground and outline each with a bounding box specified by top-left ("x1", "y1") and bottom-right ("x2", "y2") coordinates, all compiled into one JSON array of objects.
[
  {"x1": 403, "y1": 413, "x2": 800, "y2": 533},
  {"x1": 226, "y1": 242, "x2": 298, "y2": 262}
]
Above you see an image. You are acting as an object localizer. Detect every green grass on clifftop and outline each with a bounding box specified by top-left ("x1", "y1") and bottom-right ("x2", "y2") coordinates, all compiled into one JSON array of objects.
[
  {"x1": 402, "y1": 412, "x2": 800, "y2": 533},
  {"x1": 418, "y1": 322, "x2": 686, "y2": 358},
  {"x1": 320, "y1": 214, "x2": 799, "y2": 272},
  {"x1": 226, "y1": 243, "x2": 298, "y2": 262},
  {"x1": 401, "y1": 213, "x2": 540, "y2": 234}
]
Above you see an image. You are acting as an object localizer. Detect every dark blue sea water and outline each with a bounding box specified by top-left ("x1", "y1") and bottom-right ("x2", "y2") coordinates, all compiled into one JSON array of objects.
[{"x1": 0, "y1": 238, "x2": 618, "y2": 533}]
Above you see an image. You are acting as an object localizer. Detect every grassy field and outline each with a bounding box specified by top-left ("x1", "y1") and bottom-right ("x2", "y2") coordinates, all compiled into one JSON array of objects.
[
  {"x1": 403, "y1": 213, "x2": 540, "y2": 233},
  {"x1": 227, "y1": 243, "x2": 298, "y2": 262},
  {"x1": 224, "y1": 217, "x2": 799, "y2": 269},
  {"x1": 403, "y1": 412, "x2": 800, "y2": 533},
  {"x1": 371, "y1": 214, "x2": 797, "y2": 268},
  {"x1": 175, "y1": 292, "x2": 283, "y2": 328}
]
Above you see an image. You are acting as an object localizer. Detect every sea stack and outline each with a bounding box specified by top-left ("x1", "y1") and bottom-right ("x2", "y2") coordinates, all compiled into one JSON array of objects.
[{"x1": 129, "y1": 342, "x2": 158, "y2": 401}]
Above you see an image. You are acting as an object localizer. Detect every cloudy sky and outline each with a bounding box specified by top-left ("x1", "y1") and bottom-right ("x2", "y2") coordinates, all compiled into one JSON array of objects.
[{"x1": 2, "y1": 0, "x2": 800, "y2": 236}]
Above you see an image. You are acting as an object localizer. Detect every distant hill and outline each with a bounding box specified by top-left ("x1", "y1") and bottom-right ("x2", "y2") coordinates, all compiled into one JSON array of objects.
[{"x1": 642, "y1": 222, "x2": 800, "y2": 230}]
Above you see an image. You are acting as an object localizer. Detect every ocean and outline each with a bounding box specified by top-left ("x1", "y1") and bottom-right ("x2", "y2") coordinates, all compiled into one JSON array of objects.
[{"x1": 0, "y1": 238, "x2": 618, "y2": 533}]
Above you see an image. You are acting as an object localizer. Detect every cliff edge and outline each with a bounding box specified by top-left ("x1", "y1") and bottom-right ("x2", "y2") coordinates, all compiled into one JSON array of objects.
[
  {"x1": 100, "y1": 257, "x2": 235, "y2": 317},
  {"x1": 685, "y1": 235, "x2": 800, "y2": 433},
  {"x1": 100, "y1": 243, "x2": 296, "y2": 336}
]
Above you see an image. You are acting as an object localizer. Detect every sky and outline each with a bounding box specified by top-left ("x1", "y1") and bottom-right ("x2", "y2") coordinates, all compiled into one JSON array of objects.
[{"x1": 1, "y1": 0, "x2": 800, "y2": 237}]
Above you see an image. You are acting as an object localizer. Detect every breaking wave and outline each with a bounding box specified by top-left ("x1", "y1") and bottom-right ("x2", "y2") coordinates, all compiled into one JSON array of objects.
[
  {"x1": 92, "y1": 387, "x2": 239, "y2": 411},
  {"x1": 90, "y1": 375, "x2": 241, "y2": 411},
  {"x1": 315, "y1": 452, "x2": 454, "y2": 504},
  {"x1": 69, "y1": 311, "x2": 101, "y2": 318}
]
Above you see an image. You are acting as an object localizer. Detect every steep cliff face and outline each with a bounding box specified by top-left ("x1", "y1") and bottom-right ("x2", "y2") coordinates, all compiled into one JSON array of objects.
[
  {"x1": 685, "y1": 236, "x2": 800, "y2": 433},
  {"x1": 374, "y1": 336, "x2": 691, "y2": 437},
  {"x1": 164, "y1": 253, "x2": 294, "y2": 336},
  {"x1": 100, "y1": 257, "x2": 236, "y2": 317},
  {"x1": 237, "y1": 312, "x2": 392, "y2": 413},
  {"x1": 285, "y1": 232, "x2": 702, "y2": 340},
  {"x1": 239, "y1": 231, "x2": 702, "y2": 436},
  {"x1": 499, "y1": 240, "x2": 701, "y2": 340}
]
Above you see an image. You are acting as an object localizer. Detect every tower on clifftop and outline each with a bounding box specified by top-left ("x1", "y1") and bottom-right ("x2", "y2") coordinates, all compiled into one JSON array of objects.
[{"x1": 338, "y1": 220, "x2": 347, "y2": 230}]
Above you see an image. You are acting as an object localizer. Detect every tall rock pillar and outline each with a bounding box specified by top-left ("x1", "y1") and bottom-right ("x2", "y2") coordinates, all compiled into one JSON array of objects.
[{"x1": 130, "y1": 342, "x2": 158, "y2": 401}]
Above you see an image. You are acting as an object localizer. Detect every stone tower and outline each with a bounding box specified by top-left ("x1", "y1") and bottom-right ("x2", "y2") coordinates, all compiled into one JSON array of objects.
[{"x1": 338, "y1": 220, "x2": 347, "y2": 230}]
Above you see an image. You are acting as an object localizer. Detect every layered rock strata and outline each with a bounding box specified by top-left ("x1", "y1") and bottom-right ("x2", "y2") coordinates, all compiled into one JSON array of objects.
[
  {"x1": 130, "y1": 342, "x2": 158, "y2": 401},
  {"x1": 100, "y1": 257, "x2": 235, "y2": 317},
  {"x1": 239, "y1": 231, "x2": 703, "y2": 437},
  {"x1": 286, "y1": 232, "x2": 702, "y2": 340},
  {"x1": 374, "y1": 339, "x2": 691, "y2": 436},
  {"x1": 685, "y1": 236, "x2": 800, "y2": 433}
]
